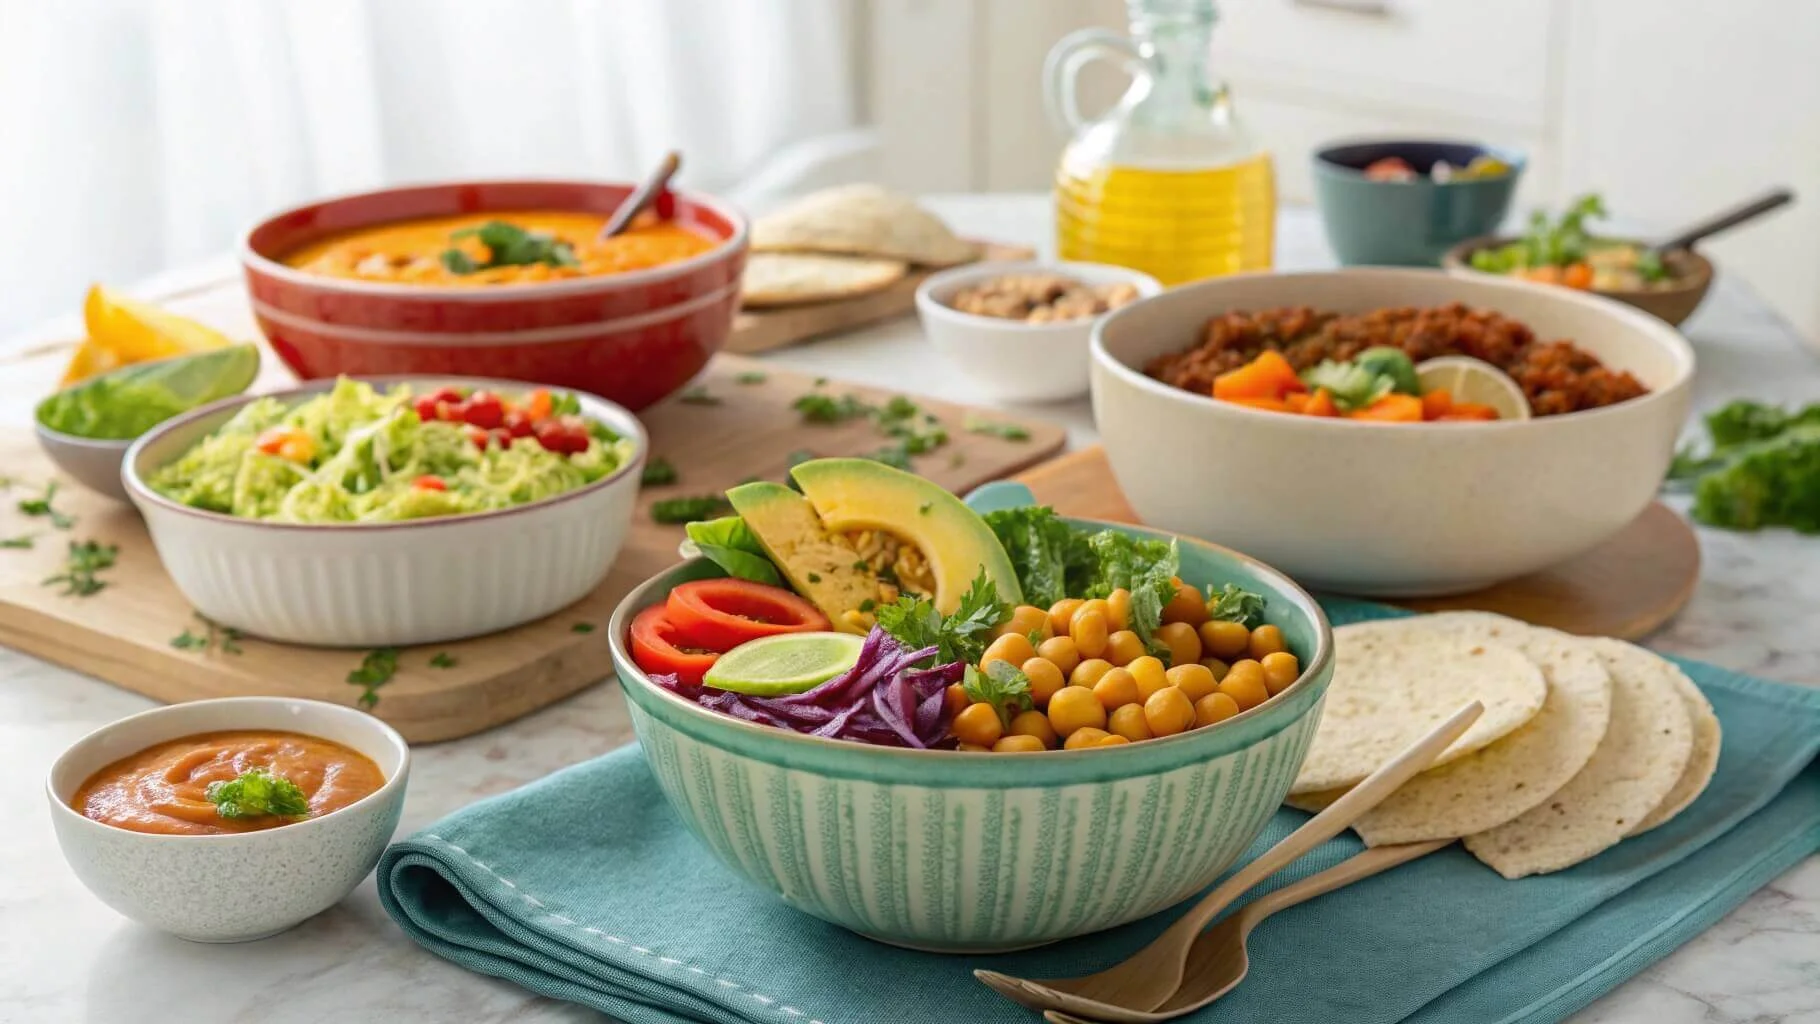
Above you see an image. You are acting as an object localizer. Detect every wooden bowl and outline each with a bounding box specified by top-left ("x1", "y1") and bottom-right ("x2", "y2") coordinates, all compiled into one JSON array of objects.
[{"x1": 1442, "y1": 237, "x2": 1713, "y2": 326}]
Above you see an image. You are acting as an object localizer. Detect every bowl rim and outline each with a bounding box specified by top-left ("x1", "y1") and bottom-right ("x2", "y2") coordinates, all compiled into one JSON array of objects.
[
  {"x1": 237, "y1": 176, "x2": 750, "y2": 302},
  {"x1": 1090, "y1": 266, "x2": 1696, "y2": 433},
  {"x1": 46, "y1": 696, "x2": 410, "y2": 844},
  {"x1": 914, "y1": 260, "x2": 1166, "y2": 333},
  {"x1": 1311, "y1": 138, "x2": 1527, "y2": 185},
  {"x1": 121, "y1": 373, "x2": 648, "y2": 532},
  {"x1": 608, "y1": 514, "x2": 1334, "y2": 767},
  {"x1": 1440, "y1": 234, "x2": 1716, "y2": 299}
]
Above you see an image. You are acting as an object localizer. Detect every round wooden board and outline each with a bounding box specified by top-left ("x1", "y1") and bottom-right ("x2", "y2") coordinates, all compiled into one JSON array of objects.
[{"x1": 1012, "y1": 447, "x2": 1700, "y2": 641}]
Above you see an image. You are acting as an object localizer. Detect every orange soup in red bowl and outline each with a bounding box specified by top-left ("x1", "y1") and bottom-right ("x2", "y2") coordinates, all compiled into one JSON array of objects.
[{"x1": 241, "y1": 180, "x2": 748, "y2": 411}]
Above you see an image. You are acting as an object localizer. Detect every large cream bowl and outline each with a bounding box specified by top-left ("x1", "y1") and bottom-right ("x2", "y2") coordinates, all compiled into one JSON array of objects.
[
  {"x1": 1092, "y1": 268, "x2": 1694, "y2": 596},
  {"x1": 610, "y1": 515, "x2": 1334, "y2": 953}
]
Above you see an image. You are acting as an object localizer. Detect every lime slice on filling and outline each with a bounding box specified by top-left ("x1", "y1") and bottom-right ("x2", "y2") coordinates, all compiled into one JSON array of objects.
[
  {"x1": 703, "y1": 631, "x2": 866, "y2": 696},
  {"x1": 1415, "y1": 356, "x2": 1531, "y2": 421}
]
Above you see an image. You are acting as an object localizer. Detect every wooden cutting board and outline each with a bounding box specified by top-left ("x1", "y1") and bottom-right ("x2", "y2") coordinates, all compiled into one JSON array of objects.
[
  {"x1": 726, "y1": 241, "x2": 1033, "y2": 355},
  {"x1": 1014, "y1": 447, "x2": 1700, "y2": 641},
  {"x1": 0, "y1": 356, "x2": 1064, "y2": 742}
]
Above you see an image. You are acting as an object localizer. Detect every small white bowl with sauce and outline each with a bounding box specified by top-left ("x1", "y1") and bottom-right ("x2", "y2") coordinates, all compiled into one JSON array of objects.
[{"x1": 46, "y1": 697, "x2": 410, "y2": 942}]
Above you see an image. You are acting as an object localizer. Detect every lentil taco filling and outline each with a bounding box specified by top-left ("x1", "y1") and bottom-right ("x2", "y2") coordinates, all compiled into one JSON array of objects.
[{"x1": 1146, "y1": 303, "x2": 1649, "y2": 416}]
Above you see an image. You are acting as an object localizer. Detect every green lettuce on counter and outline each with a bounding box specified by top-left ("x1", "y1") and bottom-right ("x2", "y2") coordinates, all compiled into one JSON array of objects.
[{"x1": 1669, "y1": 399, "x2": 1820, "y2": 533}]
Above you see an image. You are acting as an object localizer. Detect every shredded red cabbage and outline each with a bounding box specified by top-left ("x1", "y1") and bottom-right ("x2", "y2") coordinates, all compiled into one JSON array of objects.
[{"x1": 650, "y1": 627, "x2": 957, "y2": 748}]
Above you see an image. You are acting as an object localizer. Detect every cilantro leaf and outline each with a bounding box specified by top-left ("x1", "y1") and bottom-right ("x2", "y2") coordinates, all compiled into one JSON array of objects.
[
  {"x1": 440, "y1": 221, "x2": 578, "y2": 275},
  {"x1": 206, "y1": 768, "x2": 311, "y2": 820},
  {"x1": 962, "y1": 662, "x2": 1034, "y2": 727},
  {"x1": 1206, "y1": 584, "x2": 1267, "y2": 627},
  {"x1": 873, "y1": 569, "x2": 1008, "y2": 666},
  {"x1": 347, "y1": 647, "x2": 399, "y2": 708},
  {"x1": 428, "y1": 652, "x2": 458, "y2": 669},
  {"x1": 641, "y1": 456, "x2": 678, "y2": 486},
  {"x1": 18, "y1": 481, "x2": 75, "y2": 530},
  {"x1": 963, "y1": 415, "x2": 1031, "y2": 441}
]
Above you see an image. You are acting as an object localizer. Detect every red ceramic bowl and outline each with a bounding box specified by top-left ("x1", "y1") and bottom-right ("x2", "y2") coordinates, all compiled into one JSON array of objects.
[{"x1": 240, "y1": 180, "x2": 748, "y2": 411}]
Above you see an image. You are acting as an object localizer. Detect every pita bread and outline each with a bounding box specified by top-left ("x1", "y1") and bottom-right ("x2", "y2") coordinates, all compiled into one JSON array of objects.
[
  {"x1": 1464, "y1": 637, "x2": 1693, "y2": 878},
  {"x1": 1627, "y1": 655, "x2": 1721, "y2": 836},
  {"x1": 741, "y1": 253, "x2": 906, "y2": 308},
  {"x1": 1291, "y1": 614, "x2": 1614, "y2": 845},
  {"x1": 752, "y1": 185, "x2": 978, "y2": 266},
  {"x1": 1291, "y1": 621, "x2": 1547, "y2": 795}
]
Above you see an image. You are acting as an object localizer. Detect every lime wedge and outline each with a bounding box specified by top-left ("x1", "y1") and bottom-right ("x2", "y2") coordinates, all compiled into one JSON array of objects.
[
  {"x1": 1415, "y1": 356, "x2": 1531, "y2": 421},
  {"x1": 37, "y1": 344, "x2": 261, "y2": 440},
  {"x1": 703, "y1": 632, "x2": 865, "y2": 696}
]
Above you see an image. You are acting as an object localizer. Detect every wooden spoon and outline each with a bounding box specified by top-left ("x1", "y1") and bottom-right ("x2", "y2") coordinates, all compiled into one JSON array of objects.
[
  {"x1": 1653, "y1": 187, "x2": 1793, "y2": 254},
  {"x1": 598, "y1": 150, "x2": 682, "y2": 240},
  {"x1": 1038, "y1": 840, "x2": 1452, "y2": 1024},
  {"x1": 973, "y1": 700, "x2": 1484, "y2": 1022}
]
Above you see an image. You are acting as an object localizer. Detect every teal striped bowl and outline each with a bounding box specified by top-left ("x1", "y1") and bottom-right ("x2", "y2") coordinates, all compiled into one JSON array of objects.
[{"x1": 608, "y1": 509, "x2": 1333, "y2": 953}]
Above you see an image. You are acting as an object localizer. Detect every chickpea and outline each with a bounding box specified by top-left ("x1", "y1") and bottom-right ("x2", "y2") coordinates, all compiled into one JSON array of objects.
[
  {"x1": 1070, "y1": 658, "x2": 1114, "y2": 688},
  {"x1": 1106, "y1": 588, "x2": 1133, "y2": 631},
  {"x1": 1200, "y1": 657, "x2": 1231, "y2": 682},
  {"x1": 992, "y1": 734, "x2": 1046, "y2": 753},
  {"x1": 1021, "y1": 657, "x2": 1066, "y2": 707},
  {"x1": 952, "y1": 702, "x2": 1004, "y2": 746},
  {"x1": 944, "y1": 683, "x2": 970, "y2": 716},
  {"x1": 1048, "y1": 598, "x2": 1084, "y2": 637},
  {"x1": 1105, "y1": 630, "x2": 1146, "y2": 666},
  {"x1": 1046, "y1": 686, "x2": 1107, "y2": 737},
  {"x1": 1154, "y1": 621, "x2": 1203, "y2": 667},
  {"x1": 1107, "y1": 703, "x2": 1153, "y2": 742},
  {"x1": 1219, "y1": 659, "x2": 1270, "y2": 711},
  {"x1": 1127, "y1": 655, "x2": 1169, "y2": 701},
  {"x1": 1248, "y1": 624, "x2": 1287, "y2": 661},
  {"x1": 1166, "y1": 662, "x2": 1219, "y2": 702},
  {"x1": 996, "y1": 604, "x2": 1051, "y2": 642},
  {"x1": 1009, "y1": 709, "x2": 1058, "y2": 748},
  {"x1": 1261, "y1": 651, "x2": 1301, "y2": 695},
  {"x1": 1095, "y1": 734, "x2": 1131, "y2": 747},
  {"x1": 1063, "y1": 727, "x2": 1112, "y2": 750},
  {"x1": 1194, "y1": 691, "x2": 1241, "y2": 728},
  {"x1": 1199, "y1": 619, "x2": 1251, "y2": 660},
  {"x1": 1037, "y1": 635, "x2": 1081, "y2": 677},
  {"x1": 981, "y1": 632, "x2": 1037, "y2": 672},
  {"x1": 1070, "y1": 608, "x2": 1109, "y2": 659},
  {"x1": 1072, "y1": 598, "x2": 1111, "y2": 630},
  {"x1": 957, "y1": 742, "x2": 992, "y2": 752},
  {"x1": 1161, "y1": 581, "x2": 1208, "y2": 626},
  {"x1": 1091, "y1": 667, "x2": 1141, "y2": 710},
  {"x1": 1144, "y1": 686, "x2": 1196, "y2": 737}
]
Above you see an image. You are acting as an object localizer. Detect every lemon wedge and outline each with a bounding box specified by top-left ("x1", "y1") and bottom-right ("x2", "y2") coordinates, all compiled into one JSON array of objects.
[
  {"x1": 1416, "y1": 357, "x2": 1531, "y2": 421},
  {"x1": 62, "y1": 285, "x2": 233, "y2": 386}
]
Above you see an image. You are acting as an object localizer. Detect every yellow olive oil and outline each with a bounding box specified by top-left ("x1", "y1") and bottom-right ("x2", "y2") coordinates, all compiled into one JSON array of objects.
[{"x1": 1056, "y1": 153, "x2": 1276, "y2": 285}]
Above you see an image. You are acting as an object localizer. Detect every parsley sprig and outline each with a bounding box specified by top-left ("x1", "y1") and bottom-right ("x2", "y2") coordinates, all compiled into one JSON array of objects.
[
  {"x1": 170, "y1": 613, "x2": 245, "y2": 655},
  {"x1": 43, "y1": 539, "x2": 116, "y2": 597},
  {"x1": 347, "y1": 647, "x2": 400, "y2": 709},
  {"x1": 206, "y1": 768, "x2": 311, "y2": 820},
  {"x1": 963, "y1": 415, "x2": 1031, "y2": 442},
  {"x1": 18, "y1": 481, "x2": 75, "y2": 530},
  {"x1": 1206, "y1": 584, "x2": 1267, "y2": 628},
  {"x1": 963, "y1": 661, "x2": 1034, "y2": 728},
  {"x1": 873, "y1": 570, "x2": 1008, "y2": 666}
]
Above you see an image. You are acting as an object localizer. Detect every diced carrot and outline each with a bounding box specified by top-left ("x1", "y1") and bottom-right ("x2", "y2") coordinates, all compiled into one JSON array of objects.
[
  {"x1": 1443, "y1": 402, "x2": 1500, "y2": 420},
  {"x1": 1562, "y1": 262, "x2": 1595, "y2": 290},
  {"x1": 1525, "y1": 265, "x2": 1565, "y2": 285},
  {"x1": 524, "y1": 388, "x2": 554, "y2": 421},
  {"x1": 1283, "y1": 391, "x2": 1311, "y2": 413},
  {"x1": 1303, "y1": 387, "x2": 1339, "y2": 417},
  {"x1": 1227, "y1": 397, "x2": 1293, "y2": 414},
  {"x1": 1350, "y1": 393, "x2": 1425, "y2": 423},
  {"x1": 1421, "y1": 388, "x2": 1453, "y2": 420},
  {"x1": 1212, "y1": 350, "x2": 1306, "y2": 402}
]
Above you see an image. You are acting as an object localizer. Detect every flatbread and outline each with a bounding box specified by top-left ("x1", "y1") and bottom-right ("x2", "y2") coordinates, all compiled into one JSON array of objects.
[
  {"x1": 1464, "y1": 637, "x2": 1693, "y2": 878},
  {"x1": 752, "y1": 185, "x2": 978, "y2": 266},
  {"x1": 1628, "y1": 656, "x2": 1721, "y2": 836},
  {"x1": 1290, "y1": 621, "x2": 1547, "y2": 795},
  {"x1": 1290, "y1": 614, "x2": 1614, "y2": 845},
  {"x1": 741, "y1": 253, "x2": 907, "y2": 308}
]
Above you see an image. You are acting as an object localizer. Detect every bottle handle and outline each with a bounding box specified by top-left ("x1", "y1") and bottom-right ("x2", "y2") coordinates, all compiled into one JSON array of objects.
[{"x1": 1042, "y1": 28, "x2": 1149, "y2": 137}]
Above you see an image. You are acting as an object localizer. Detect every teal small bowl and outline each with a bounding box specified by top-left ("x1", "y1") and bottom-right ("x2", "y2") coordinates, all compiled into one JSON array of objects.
[
  {"x1": 609, "y1": 487, "x2": 1333, "y2": 953},
  {"x1": 1313, "y1": 140, "x2": 1526, "y2": 267}
]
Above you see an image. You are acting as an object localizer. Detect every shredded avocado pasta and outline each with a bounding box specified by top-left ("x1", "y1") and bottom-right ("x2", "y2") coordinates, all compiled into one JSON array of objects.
[{"x1": 149, "y1": 378, "x2": 634, "y2": 523}]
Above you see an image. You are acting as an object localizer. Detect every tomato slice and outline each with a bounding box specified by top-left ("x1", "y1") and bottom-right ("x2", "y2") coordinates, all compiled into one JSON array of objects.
[
  {"x1": 664, "y1": 579, "x2": 833, "y2": 652},
  {"x1": 629, "y1": 604, "x2": 720, "y2": 686}
]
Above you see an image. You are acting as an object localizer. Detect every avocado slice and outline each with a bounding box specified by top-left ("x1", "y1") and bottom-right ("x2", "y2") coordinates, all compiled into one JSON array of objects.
[
  {"x1": 726, "y1": 481, "x2": 885, "y2": 634},
  {"x1": 790, "y1": 458, "x2": 1023, "y2": 614}
]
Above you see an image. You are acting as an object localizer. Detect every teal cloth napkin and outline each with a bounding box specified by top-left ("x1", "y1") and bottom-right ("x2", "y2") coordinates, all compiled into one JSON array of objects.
[{"x1": 378, "y1": 599, "x2": 1820, "y2": 1024}]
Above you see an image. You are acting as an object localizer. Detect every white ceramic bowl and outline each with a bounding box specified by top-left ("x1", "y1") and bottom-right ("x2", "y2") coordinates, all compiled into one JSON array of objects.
[
  {"x1": 1092, "y1": 268, "x2": 1695, "y2": 596},
  {"x1": 916, "y1": 260, "x2": 1162, "y2": 402},
  {"x1": 123, "y1": 375, "x2": 645, "y2": 646},
  {"x1": 47, "y1": 697, "x2": 410, "y2": 942}
]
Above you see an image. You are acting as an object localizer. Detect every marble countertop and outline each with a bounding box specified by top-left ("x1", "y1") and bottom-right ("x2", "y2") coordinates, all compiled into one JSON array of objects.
[{"x1": 2, "y1": 198, "x2": 1816, "y2": 1024}]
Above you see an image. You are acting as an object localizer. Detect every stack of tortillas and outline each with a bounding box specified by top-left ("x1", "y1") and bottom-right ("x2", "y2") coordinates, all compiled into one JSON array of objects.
[
  {"x1": 742, "y1": 185, "x2": 979, "y2": 308},
  {"x1": 1289, "y1": 611, "x2": 1722, "y2": 879}
]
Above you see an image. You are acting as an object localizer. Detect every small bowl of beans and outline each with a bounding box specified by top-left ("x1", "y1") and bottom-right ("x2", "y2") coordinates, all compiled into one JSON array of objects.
[{"x1": 916, "y1": 260, "x2": 1161, "y2": 402}]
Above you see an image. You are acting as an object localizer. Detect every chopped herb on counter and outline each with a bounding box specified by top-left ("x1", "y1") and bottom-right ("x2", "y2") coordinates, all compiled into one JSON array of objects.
[
  {"x1": 170, "y1": 629, "x2": 207, "y2": 651},
  {"x1": 641, "y1": 457, "x2": 678, "y2": 486},
  {"x1": 652, "y1": 494, "x2": 734, "y2": 524},
  {"x1": 867, "y1": 444, "x2": 914, "y2": 471},
  {"x1": 678, "y1": 386, "x2": 720, "y2": 406},
  {"x1": 429, "y1": 652, "x2": 459, "y2": 669},
  {"x1": 1, "y1": 534, "x2": 34, "y2": 549},
  {"x1": 206, "y1": 768, "x2": 310, "y2": 820},
  {"x1": 169, "y1": 613, "x2": 244, "y2": 654},
  {"x1": 43, "y1": 539, "x2": 116, "y2": 597},
  {"x1": 793, "y1": 391, "x2": 872, "y2": 424},
  {"x1": 347, "y1": 647, "x2": 400, "y2": 709},
  {"x1": 963, "y1": 415, "x2": 1032, "y2": 441},
  {"x1": 734, "y1": 371, "x2": 768, "y2": 385},
  {"x1": 18, "y1": 481, "x2": 74, "y2": 530},
  {"x1": 571, "y1": 622, "x2": 596, "y2": 634}
]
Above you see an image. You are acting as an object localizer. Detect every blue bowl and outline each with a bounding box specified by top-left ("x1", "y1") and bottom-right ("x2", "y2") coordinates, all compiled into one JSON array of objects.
[{"x1": 1313, "y1": 139, "x2": 1526, "y2": 267}]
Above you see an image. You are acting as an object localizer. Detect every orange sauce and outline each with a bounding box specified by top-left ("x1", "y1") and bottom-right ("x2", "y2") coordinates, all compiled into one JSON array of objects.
[
  {"x1": 72, "y1": 730, "x2": 385, "y2": 836},
  {"x1": 283, "y1": 210, "x2": 717, "y2": 285}
]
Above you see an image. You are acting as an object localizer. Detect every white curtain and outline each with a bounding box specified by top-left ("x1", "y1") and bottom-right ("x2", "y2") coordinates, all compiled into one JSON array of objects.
[{"x1": 0, "y1": 0, "x2": 857, "y2": 336}]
